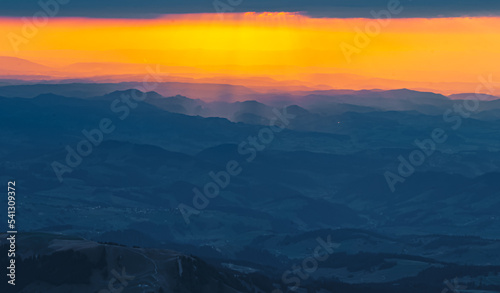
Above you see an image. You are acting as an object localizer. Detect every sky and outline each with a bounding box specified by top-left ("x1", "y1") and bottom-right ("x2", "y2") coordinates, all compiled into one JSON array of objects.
[
  {"x1": 0, "y1": 0, "x2": 499, "y2": 94},
  {"x1": 1, "y1": 0, "x2": 500, "y2": 18}
]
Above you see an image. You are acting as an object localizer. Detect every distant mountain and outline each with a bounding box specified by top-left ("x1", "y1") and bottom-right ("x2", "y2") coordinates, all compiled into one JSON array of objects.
[
  {"x1": 0, "y1": 81, "x2": 258, "y2": 101},
  {"x1": 449, "y1": 93, "x2": 500, "y2": 101},
  {"x1": 296, "y1": 72, "x2": 492, "y2": 94},
  {"x1": 0, "y1": 56, "x2": 51, "y2": 73}
]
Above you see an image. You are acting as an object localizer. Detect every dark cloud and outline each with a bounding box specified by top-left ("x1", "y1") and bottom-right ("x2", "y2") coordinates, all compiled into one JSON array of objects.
[{"x1": 1, "y1": 0, "x2": 500, "y2": 18}]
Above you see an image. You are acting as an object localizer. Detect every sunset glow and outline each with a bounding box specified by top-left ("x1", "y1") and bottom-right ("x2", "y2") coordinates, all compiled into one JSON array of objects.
[{"x1": 1, "y1": 13, "x2": 500, "y2": 94}]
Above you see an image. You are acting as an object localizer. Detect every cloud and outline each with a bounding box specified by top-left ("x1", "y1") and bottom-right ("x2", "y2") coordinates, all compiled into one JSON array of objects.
[{"x1": 1, "y1": 0, "x2": 500, "y2": 18}]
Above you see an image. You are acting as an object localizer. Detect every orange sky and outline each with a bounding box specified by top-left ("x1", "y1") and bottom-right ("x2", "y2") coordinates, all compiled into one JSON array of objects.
[{"x1": 1, "y1": 13, "x2": 500, "y2": 94}]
